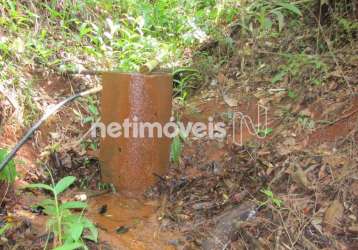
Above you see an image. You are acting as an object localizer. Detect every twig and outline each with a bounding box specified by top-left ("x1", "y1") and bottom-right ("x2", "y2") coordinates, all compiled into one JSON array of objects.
[
  {"x1": 0, "y1": 183, "x2": 10, "y2": 207},
  {"x1": 86, "y1": 189, "x2": 110, "y2": 199},
  {"x1": 269, "y1": 166, "x2": 288, "y2": 187},
  {"x1": 324, "y1": 108, "x2": 358, "y2": 127},
  {"x1": 277, "y1": 209, "x2": 294, "y2": 248},
  {"x1": 274, "y1": 227, "x2": 283, "y2": 250}
]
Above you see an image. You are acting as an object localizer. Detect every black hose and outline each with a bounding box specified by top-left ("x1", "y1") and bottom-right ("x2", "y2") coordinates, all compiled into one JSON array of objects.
[{"x1": 0, "y1": 86, "x2": 102, "y2": 172}]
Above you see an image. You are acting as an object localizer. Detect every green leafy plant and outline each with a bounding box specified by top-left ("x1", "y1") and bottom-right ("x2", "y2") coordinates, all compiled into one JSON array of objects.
[
  {"x1": 236, "y1": 0, "x2": 302, "y2": 36},
  {"x1": 0, "y1": 0, "x2": 243, "y2": 127},
  {"x1": 170, "y1": 134, "x2": 182, "y2": 164},
  {"x1": 0, "y1": 222, "x2": 12, "y2": 236},
  {"x1": 257, "y1": 127, "x2": 273, "y2": 137},
  {"x1": 26, "y1": 175, "x2": 97, "y2": 249},
  {"x1": 173, "y1": 67, "x2": 201, "y2": 104},
  {"x1": 0, "y1": 148, "x2": 17, "y2": 183},
  {"x1": 83, "y1": 97, "x2": 99, "y2": 124},
  {"x1": 287, "y1": 90, "x2": 298, "y2": 100},
  {"x1": 261, "y1": 188, "x2": 283, "y2": 208},
  {"x1": 298, "y1": 115, "x2": 315, "y2": 130},
  {"x1": 271, "y1": 53, "x2": 327, "y2": 85}
]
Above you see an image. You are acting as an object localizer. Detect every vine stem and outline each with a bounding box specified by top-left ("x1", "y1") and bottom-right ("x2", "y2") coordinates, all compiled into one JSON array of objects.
[{"x1": 46, "y1": 166, "x2": 62, "y2": 246}]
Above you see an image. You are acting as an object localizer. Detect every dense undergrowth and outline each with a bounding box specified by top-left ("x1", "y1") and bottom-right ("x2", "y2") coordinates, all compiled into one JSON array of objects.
[
  {"x1": 0, "y1": 0, "x2": 356, "y2": 126},
  {"x1": 0, "y1": 0, "x2": 246, "y2": 127}
]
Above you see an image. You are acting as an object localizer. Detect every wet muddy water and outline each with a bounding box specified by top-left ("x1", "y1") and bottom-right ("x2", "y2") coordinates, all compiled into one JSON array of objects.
[{"x1": 88, "y1": 193, "x2": 178, "y2": 250}]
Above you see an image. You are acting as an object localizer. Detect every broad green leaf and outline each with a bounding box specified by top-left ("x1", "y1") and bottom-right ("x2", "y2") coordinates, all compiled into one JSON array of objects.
[
  {"x1": 43, "y1": 5, "x2": 62, "y2": 18},
  {"x1": 25, "y1": 183, "x2": 54, "y2": 192},
  {"x1": 60, "y1": 206, "x2": 73, "y2": 217},
  {"x1": 0, "y1": 149, "x2": 17, "y2": 183},
  {"x1": 70, "y1": 223, "x2": 84, "y2": 241},
  {"x1": 261, "y1": 188, "x2": 274, "y2": 198},
  {"x1": 40, "y1": 198, "x2": 56, "y2": 206},
  {"x1": 170, "y1": 135, "x2": 182, "y2": 163},
  {"x1": 273, "y1": 198, "x2": 283, "y2": 207},
  {"x1": 257, "y1": 128, "x2": 273, "y2": 137},
  {"x1": 83, "y1": 116, "x2": 93, "y2": 124},
  {"x1": 88, "y1": 104, "x2": 98, "y2": 115},
  {"x1": 53, "y1": 242, "x2": 84, "y2": 250},
  {"x1": 62, "y1": 201, "x2": 87, "y2": 209},
  {"x1": 288, "y1": 90, "x2": 298, "y2": 99},
  {"x1": 54, "y1": 176, "x2": 76, "y2": 195},
  {"x1": 0, "y1": 223, "x2": 12, "y2": 236},
  {"x1": 39, "y1": 198, "x2": 56, "y2": 215},
  {"x1": 82, "y1": 218, "x2": 98, "y2": 242},
  {"x1": 43, "y1": 204, "x2": 57, "y2": 216},
  {"x1": 272, "y1": 10, "x2": 284, "y2": 32},
  {"x1": 62, "y1": 214, "x2": 81, "y2": 224},
  {"x1": 277, "y1": 2, "x2": 302, "y2": 16},
  {"x1": 47, "y1": 218, "x2": 57, "y2": 229},
  {"x1": 63, "y1": 215, "x2": 98, "y2": 242},
  {"x1": 261, "y1": 17, "x2": 272, "y2": 31},
  {"x1": 271, "y1": 71, "x2": 286, "y2": 84}
]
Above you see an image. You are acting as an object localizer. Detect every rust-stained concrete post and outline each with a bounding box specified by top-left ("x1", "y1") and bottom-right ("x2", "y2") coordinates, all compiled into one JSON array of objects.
[{"x1": 100, "y1": 72, "x2": 172, "y2": 194}]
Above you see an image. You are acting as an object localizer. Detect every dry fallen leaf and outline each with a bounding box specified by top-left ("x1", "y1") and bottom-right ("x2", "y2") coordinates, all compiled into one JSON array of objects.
[
  {"x1": 299, "y1": 108, "x2": 314, "y2": 118},
  {"x1": 348, "y1": 224, "x2": 358, "y2": 234},
  {"x1": 223, "y1": 94, "x2": 238, "y2": 107},
  {"x1": 323, "y1": 199, "x2": 344, "y2": 234},
  {"x1": 350, "y1": 182, "x2": 358, "y2": 197},
  {"x1": 311, "y1": 216, "x2": 323, "y2": 234},
  {"x1": 291, "y1": 165, "x2": 313, "y2": 191},
  {"x1": 283, "y1": 137, "x2": 296, "y2": 146},
  {"x1": 322, "y1": 154, "x2": 348, "y2": 168},
  {"x1": 217, "y1": 72, "x2": 227, "y2": 85},
  {"x1": 321, "y1": 102, "x2": 345, "y2": 119}
]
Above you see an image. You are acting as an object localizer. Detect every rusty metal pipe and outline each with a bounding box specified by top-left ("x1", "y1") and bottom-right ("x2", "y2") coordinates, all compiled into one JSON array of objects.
[{"x1": 100, "y1": 72, "x2": 172, "y2": 194}]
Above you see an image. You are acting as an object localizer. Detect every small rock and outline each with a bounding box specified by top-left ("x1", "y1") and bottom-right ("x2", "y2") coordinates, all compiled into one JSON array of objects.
[
  {"x1": 168, "y1": 239, "x2": 183, "y2": 246},
  {"x1": 49, "y1": 132, "x2": 60, "y2": 140},
  {"x1": 210, "y1": 79, "x2": 218, "y2": 86},
  {"x1": 201, "y1": 201, "x2": 257, "y2": 250},
  {"x1": 116, "y1": 226, "x2": 129, "y2": 234},
  {"x1": 192, "y1": 202, "x2": 214, "y2": 210},
  {"x1": 223, "y1": 94, "x2": 238, "y2": 107},
  {"x1": 75, "y1": 193, "x2": 87, "y2": 201},
  {"x1": 98, "y1": 204, "x2": 108, "y2": 215},
  {"x1": 30, "y1": 205, "x2": 45, "y2": 215},
  {"x1": 211, "y1": 161, "x2": 222, "y2": 175}
]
